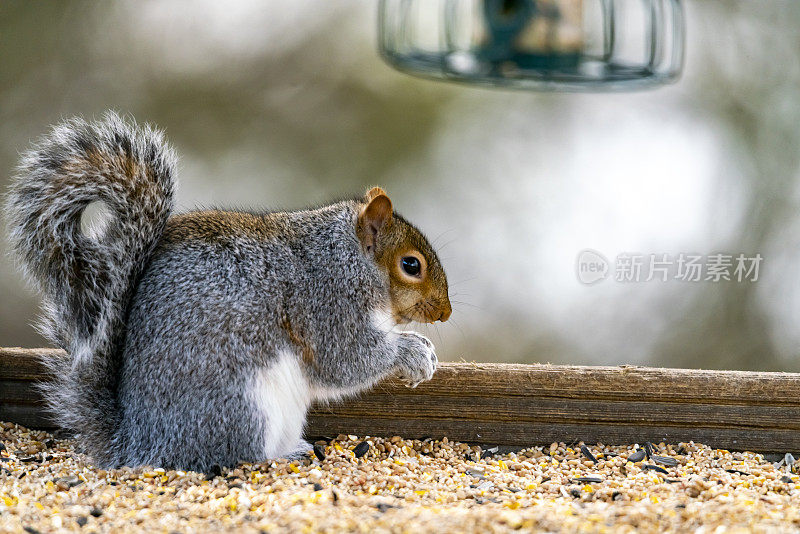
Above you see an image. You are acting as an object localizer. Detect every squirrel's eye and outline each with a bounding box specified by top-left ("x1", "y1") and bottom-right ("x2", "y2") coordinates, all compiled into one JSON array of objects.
[{"x1": 401, "y1": 256, "x2": 421, "y2": 276}]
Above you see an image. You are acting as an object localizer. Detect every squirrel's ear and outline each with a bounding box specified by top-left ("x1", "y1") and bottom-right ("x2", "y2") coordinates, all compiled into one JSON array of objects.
[
  {"x1": 358, "y1": 192, "x2": 393, "y2": 254},
  {"x1": 365, "y1": 186, "x2": 388, "y2": 203}
]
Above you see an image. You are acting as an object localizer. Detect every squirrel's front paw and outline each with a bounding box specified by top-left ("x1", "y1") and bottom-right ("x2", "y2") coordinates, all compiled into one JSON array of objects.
[{"x1": 396, "y1": 331, "x2": 437, "y2": 388}]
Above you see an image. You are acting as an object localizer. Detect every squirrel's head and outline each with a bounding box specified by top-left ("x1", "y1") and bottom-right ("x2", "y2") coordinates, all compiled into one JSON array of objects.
[{"x1": 357, "y1": 187, "x2": 451, "y2": 325}]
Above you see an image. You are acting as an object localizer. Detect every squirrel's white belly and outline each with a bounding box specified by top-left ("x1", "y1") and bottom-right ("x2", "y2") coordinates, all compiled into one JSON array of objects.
[{"x1": 249, "y1": 350, "x2": 313, "y2": 459}]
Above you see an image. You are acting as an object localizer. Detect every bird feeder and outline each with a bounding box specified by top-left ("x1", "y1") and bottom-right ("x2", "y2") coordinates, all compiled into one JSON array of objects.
[{"x1": 378, "y1": 0, "x2": 685, "y2": 91}]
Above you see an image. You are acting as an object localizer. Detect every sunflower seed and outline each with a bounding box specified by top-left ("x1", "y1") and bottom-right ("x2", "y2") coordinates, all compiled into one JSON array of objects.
[
  {"x1": 466, "y1": 468, "x2": 486, "y2": 479},
  {"x1": 204, "y1": 464, "x2": 222, "y2": 480},
  {"x1": 572, "y1": 476, "x2": 603, "y2": 484},
  {"x1": 580, "y1": 445, "x2": 598, "y2": 464},
  {"x1": 353, "y1": 441, "x2": 370, "y2": 458},
  {"x1": 628, "y1": 450, "x2": 646, "y2": 463},
  {"x1": 642, "y1": 464, "x2": 669, "y2": 475},
  {"x1": 313, "y1": 444, "x2": 326, "y2": 462},
  {"x1": 726, "y1": 469, "x2": 750, "y2": 476},
  {"x1": 652, "y1": 455, "x2": 678, "y2": 466},
  {"x1": 785, "y1": 453, "x2": 796, "y2": 469},
  {"x1": 376, "y1": 502, "x2": 396, "y2": 513},
  {"x1": 481, "y1": 446, "x2": 499, "y2": 460},
  {"x1": 55, "y1": 475, "x2": 81, "y2": 488}
]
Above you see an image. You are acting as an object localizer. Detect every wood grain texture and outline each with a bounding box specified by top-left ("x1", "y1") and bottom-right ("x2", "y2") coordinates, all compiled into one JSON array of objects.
[
  {"x1": 0, "y1": 347, "x2": 59, "y2": 380},
  {"x1": 2, "y1": 347, "x2": 799, "y2": 452}
]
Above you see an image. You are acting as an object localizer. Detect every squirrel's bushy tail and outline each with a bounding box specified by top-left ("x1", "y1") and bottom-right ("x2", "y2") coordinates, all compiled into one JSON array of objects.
[{"x1": 5, "y1": 112, "x2": 176, "y2": 464}]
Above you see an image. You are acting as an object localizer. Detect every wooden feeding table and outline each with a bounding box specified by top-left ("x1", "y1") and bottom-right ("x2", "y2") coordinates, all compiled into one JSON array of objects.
[{"x1": 2, "y1": 347, "x2": 799, "y2": 452}]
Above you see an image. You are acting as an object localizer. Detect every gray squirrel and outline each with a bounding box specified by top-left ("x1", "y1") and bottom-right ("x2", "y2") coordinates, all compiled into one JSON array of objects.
[{"x1": 5, "y1": 112, "x2": 451, "y2": 471}]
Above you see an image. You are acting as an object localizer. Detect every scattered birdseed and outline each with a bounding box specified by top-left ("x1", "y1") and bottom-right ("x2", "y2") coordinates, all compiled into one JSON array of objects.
[{"x1": 2, "y1": 422, "x2": 800, "y2": 532}]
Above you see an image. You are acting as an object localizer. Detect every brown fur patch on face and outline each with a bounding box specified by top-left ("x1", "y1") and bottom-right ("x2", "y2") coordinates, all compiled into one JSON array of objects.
[{"x1": 366, "y1": 207, "x2": 451, "y2": 324}]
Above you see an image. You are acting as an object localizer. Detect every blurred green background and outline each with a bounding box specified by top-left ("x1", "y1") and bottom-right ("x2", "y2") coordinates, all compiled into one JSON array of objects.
[{"x1": 2, "y1": 1, "x2": 800, "y2": 371}]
